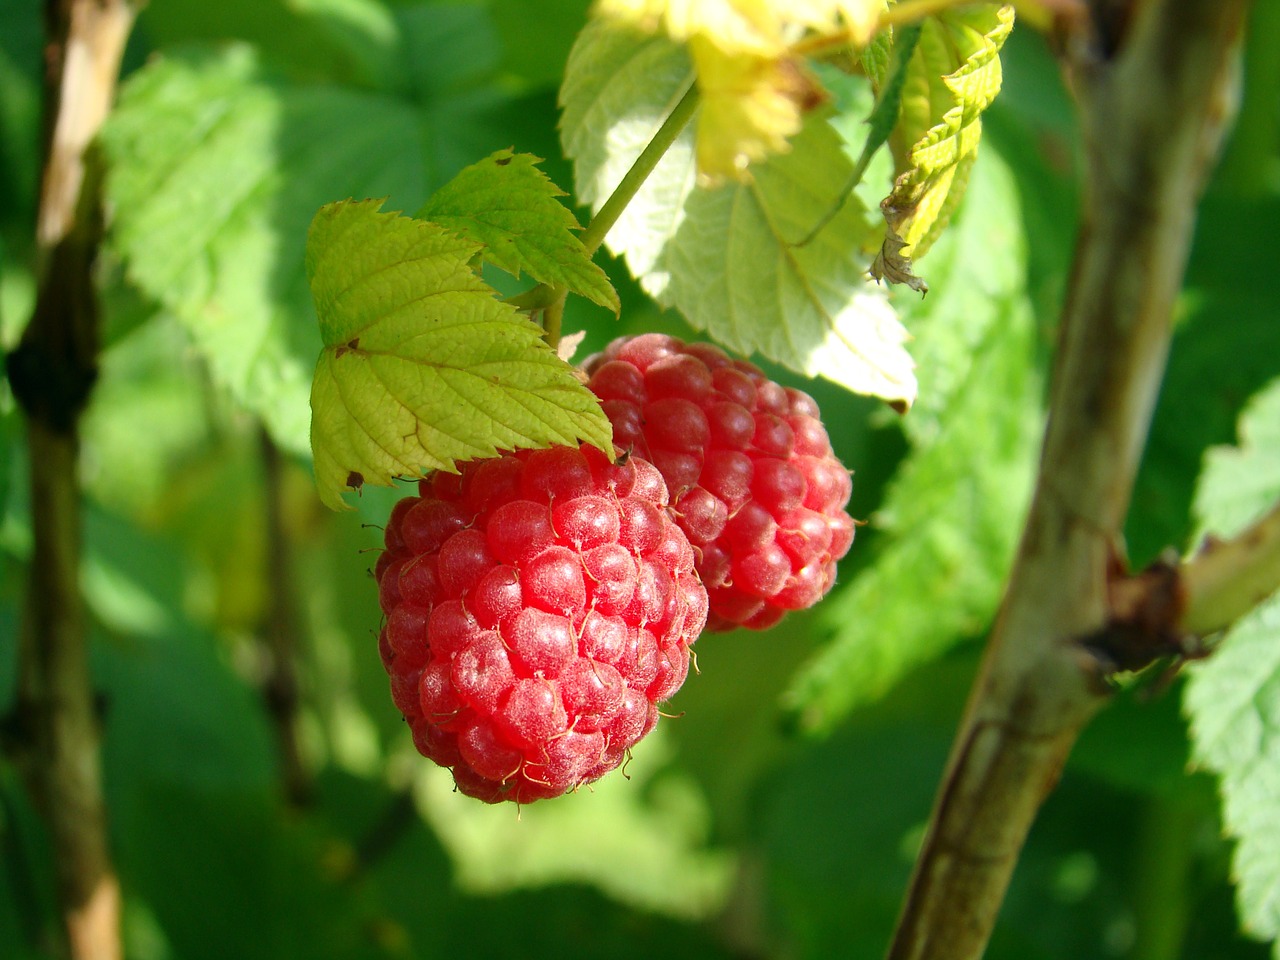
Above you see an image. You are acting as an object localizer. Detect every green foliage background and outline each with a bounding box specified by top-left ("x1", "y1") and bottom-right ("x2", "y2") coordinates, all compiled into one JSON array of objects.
[{"x1": 1, "y1": 1, "x2": 1279, "y2": 958}]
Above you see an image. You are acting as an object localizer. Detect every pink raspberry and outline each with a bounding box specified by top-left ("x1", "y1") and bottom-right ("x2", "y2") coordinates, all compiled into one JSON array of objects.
[
  {"x1": 376, "y1": 443, "x2": 707, "y2": 804},
  {"x1": 584, "y1": 333, "x2": 855, "y2": 631}
]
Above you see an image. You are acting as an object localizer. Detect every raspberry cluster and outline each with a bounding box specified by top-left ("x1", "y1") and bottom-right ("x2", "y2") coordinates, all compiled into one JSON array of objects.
[
  {"x1": 375, "y1": 443, "x2": 707, "y2": 804},
  {"x1": 584, "y1": 334, "x2": 855, "y2": 631}
]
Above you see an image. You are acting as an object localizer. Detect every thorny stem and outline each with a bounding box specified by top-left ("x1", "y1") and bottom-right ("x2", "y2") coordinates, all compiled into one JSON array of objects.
[
  {"x1": 884, "y1": 2, "x2": 1250, "y2": 959},
  {"x1": 4, "y1": 2, "x2": 136, "y2": 959}
]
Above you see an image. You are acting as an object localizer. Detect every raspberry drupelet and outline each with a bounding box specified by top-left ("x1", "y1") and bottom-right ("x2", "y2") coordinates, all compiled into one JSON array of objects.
[
  {"x1": 584, "y1": 333, "x2": 855, "y2": 631},
  {"x1": 376, "y1": 442, "x2": 707, "y2": 804}
]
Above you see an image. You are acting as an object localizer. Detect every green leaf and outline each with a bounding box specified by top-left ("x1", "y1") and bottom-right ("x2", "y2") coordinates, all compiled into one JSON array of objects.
[
  {"x1": 115, "y1": 784, "x2": 381, "y2": 960},
  {"x1": 98, "y1": 629, "x2": 276, "y2": 799},
  {"x1": 783, "y1": 147, "x2": 1041, "y2": 733},
  {"x1": 1190, "y1": 378, "x2": 1280, "y2": 544},
  {"x1": 419, "y1": 148, "x2": 618, "y2": 312},
  {"x1": 560, "y1": 20, "x2": 917, "y2": 409},
  {"x1": 872, "y1": 4, "x2": 1014, "y2": 285},
  {"x1": 0, "y1": 0, "x2": 41, "y2": 226},
  {"x1": 860, "y1": 23, "x2": 895, "y2": 88},
  {"x1": 490, "y1": 0, "x2": 591, "y2": 87},
  {"x1": 135, "y1": 0, "x2": 381, "y2": 84},
  {"x1": 1186, "y1": 597, "x2": 1280, "y2": 955},
  {"x1": 861, "y1": 23, "x2": 924, "y2": 173},
  {"x1": 306, "y1": 198, "x2": 611, "y2": 511},
  {"x1": 0, "y1": 403, "x2": 13, "y2": 525},
  {"x1": 81, "y1": 316, "x2": 214, "y2": 527},
  {"x1": 289, "y1": 0, "x2": 401, "y2": 91},
  {"x1": 1185, "y1": 377, "x2": 1280, "y2": 954},
  {"x1": 393, "y1": 2, "x2": 502, "y2": 98},
  {"x1": 102, "y1": 45, "x2": 429, "y2": 455}
]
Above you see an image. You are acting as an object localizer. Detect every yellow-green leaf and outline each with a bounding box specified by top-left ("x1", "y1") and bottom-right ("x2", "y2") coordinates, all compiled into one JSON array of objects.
[
  {"x1": 560, "y1": 20, "x2": 917, "y2": 408},
  {"x1": 417, "y1": 148, "x2": 619, "y2": 312},
  {"x1": 306, "y1": 199, "x2": 611, "y2": 510},
  {"x1": 594, "y1": 0, "x2": 886, "y2": 180},
  {"x1": 873, "y1": 4, "x2": 1014, "y2": 282},
  {"x1": 688, "y1": 35, "x2": 810, "y2": 180}
]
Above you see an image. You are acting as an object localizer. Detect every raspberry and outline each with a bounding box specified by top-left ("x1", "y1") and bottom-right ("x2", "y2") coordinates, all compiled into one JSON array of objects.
[
  {"x1": 376, "y1": 443, "x2": 706, "y2": 804},
  {"x1": 584, "y1": 333, "x2": 855, "y2": 631}
]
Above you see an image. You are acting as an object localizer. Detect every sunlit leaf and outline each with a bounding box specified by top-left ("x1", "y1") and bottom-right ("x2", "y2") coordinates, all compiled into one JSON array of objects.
[
  {"x1": 102, "y1": 46, "x2": 429, "y2": 455},
  {"x1": 419, "y1": 148, "x2": 618, "y2": 311},
  {"x1": 306, "y1": 199, "x2": 611, "y2": 510},
  {"x1": 597, "y1": 0, "x2": 883, "y2": 53},
  {"x1": 560, "y1": 20, "x2": 916, "y2": 407},
  {"x1": 687, "y1": 35, "x2": 814, "y2": 180},
  {"x1": 872, "y1": 4, "x2": 1014, "y2": 286},
  {"x1": 595, "y1": 0, "x2": 884, "y2": 179}
]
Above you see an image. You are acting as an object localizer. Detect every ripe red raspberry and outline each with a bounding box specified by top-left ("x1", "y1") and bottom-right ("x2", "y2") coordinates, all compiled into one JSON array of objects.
[
  {"x1": 584, "y1": 333, "x2": 855, "y2": 631},
  {"x1": 375, "y1": 442, "x2": 707, "y2": 804}
]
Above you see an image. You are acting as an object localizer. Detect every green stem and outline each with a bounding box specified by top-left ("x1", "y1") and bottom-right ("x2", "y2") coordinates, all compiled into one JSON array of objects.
[
  {"x1": 580, "y1": 78, "x2": 699, "y2": 257},
  {"x1": 1181, "y1": 497, "x2": 1280, "y2": 637},
  {"x1": 537, "y1": 78, "x2": 699, "y2": 352},
  {"x1": 541, "y1": 297, "x2": 565, "y2": 351}
]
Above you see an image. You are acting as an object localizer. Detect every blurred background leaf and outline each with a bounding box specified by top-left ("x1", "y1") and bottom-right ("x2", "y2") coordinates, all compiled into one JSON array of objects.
[{"x1": 783, "y1": 144, "x2": 1042, "y2": 733}]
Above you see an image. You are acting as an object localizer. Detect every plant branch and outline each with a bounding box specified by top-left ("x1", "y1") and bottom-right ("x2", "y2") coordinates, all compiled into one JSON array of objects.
[
  {"x1": 4, "y1": 3, "x2": 136, "y2": 959},
  {"x1": 1181, "y1": 498, "x2": 1280, "y2": 636},
  {"x1": 885, "y1": 3, "x2": 1249, "y2": 959},
  {"x1": 259, "y1": 428, "x2": 312, "y2": 807}
]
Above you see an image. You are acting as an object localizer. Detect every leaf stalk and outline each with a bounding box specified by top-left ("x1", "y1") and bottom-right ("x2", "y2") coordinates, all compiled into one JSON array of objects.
[
  {"x1": 580, "y1": 79, "x2": 699, "y2": 258},
  {"x1": 537, "y1": 78, "x2": 699, "y2": 350}
]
